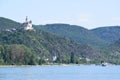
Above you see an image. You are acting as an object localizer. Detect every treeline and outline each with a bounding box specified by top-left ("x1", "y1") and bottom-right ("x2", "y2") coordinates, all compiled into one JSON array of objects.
[
  {"x1": 0, "y1": 17, "x2": 103, "y2": 65},
  {"x1": 0, "y1": 44, "x2": 96, "y2": 65},
  {"x1": 0, "y1": 44, "x2": 48, "y2": 65},
  {"x1": 1, "y1": 17, "x2": 120, "y2": 65},
  {"x1": 0, "y1": 29, "x2": 100, "y2": 65},
  {"x1": 0, "y1": 44, "x2": 37, "y2": 65}
]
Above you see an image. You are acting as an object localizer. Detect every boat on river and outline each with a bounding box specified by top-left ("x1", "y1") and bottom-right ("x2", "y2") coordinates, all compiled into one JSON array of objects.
[{"x1": 101, "y1": 61, "x2": 107, "y2": 66}]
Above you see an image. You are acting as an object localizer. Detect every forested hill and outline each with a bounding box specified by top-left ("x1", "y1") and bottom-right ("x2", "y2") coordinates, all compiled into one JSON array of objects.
[
  {"x1": 0, "y1": 17, "x2": 20, "y2": 31},
  {"x1": 1, "y1": 17, "x2": 120, "y2": 65},
  {"x1": 91, "y1": 26, "x2": 120, "y2": 44},
  {"x1": 102, "y1": 39, "x2": 120, "y2": 64},
  {"x1": 36, "y1": 24, "x2": 108, "y2": 48},
  {"x1": 0, "y1": 17, "x2": 100, "y2": 65}
]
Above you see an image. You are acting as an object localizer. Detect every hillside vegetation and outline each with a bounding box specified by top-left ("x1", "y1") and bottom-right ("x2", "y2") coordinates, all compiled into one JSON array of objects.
[
  {"x1": 0, "y1": 17, "x2": 20, "y2": 31},
  {"x1": 1, "y1": 17, "x2": 120, "y2": 65},
  {"x1": 91, "y1": 26, "x2": 120, "y2": 43},
  {"x1": 0, "y1": 17, "x2": 100, "y2": 65},
  {"x1": 36, "y1": 24, "x2": 108, "y2": 48}
]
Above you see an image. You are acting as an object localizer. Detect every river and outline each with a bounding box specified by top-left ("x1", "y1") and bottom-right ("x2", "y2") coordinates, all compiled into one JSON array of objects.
[{"x1": 0, "y1": 65, "x2": 120, "y2": 80}]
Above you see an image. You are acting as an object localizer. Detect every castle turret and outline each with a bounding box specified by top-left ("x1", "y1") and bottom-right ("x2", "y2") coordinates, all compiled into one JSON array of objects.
[
  {"x1": 25, "y1": 16, "x2": 28, "y2": 22},
  {"x1": 22, "y1": 16, "x2": 34, "y2": 30}
]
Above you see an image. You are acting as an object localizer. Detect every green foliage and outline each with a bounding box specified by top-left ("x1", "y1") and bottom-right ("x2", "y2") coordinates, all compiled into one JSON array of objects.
[
  {"x1": 0, "y1": 28, "x2": 99, "y2": 65},
  {"x1": 38, "y1": 58, "x2": 46, "y2": 65},
  {"x1": 70, "y1": 52, "x2": 75, "y2": 63},
  {"x1": 91, "y1": 26, "x2": 120, "y2": 43},
  {"x1": 35, "y1": 24, "x2": 120, "y2": 64},
  {"x1": 0, "y1": 17, "x2": 20, "y2": 31},
  {"x1": 62, "y1": 56, "x2": 70, "y2": 64},
  {"x1": 1, "y1": 17, "x2": 120, "y2": 65},
  {"x1": 0, "y1": 44, "x2": 37, "y2": 65},
  {"x1": 70, "y1": 52, "x2": 79, "y2": 64},
  {"x1": 36, "y1": 24, "x2": 108, "y2": 48}
]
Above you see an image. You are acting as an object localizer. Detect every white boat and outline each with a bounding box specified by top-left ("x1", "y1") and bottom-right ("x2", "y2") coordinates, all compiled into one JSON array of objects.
[{"x1": 101, "y1": 61, "x2": 107, "y2": 66}]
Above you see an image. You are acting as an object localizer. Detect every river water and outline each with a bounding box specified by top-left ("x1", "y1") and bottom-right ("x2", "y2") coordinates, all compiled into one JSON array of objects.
[{"x1": 0, "y1": 65, "x2": 120, "y2": 80}]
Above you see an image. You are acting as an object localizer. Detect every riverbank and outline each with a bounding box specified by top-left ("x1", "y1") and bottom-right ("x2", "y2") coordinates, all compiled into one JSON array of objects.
[{"x1": 0, "y1": 63, "x2": 115, "y2": 67}]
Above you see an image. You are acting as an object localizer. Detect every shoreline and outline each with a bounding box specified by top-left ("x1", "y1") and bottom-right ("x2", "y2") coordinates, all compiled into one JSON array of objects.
[
  {"x1": 0, "y1": 63, "x2": 116, "y2": 67},
  {"x1": 0, "y1": 64, "x2": 95, "y2": 67}
]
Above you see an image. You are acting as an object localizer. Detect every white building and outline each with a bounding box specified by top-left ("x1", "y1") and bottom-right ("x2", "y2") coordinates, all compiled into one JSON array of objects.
[
  {"x1": 22, "y1": 16, "x2": 34, "y2": 30},
  {"x1": 53, "y1": 56, "x2": 57, "y2": 61}
]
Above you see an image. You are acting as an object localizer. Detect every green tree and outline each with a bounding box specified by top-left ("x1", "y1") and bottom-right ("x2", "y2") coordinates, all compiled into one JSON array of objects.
[
  {"x1": 38, "y1": 57, "x2": 45, "y2": 65},
  {"x1": 70, "y1": 52, "x2": 75, "y2": 63}
]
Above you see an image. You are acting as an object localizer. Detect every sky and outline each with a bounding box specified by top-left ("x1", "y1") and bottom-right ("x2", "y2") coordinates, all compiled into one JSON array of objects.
[{"x1": 0, "y1": 0, "x2": 120, "y2": 29}]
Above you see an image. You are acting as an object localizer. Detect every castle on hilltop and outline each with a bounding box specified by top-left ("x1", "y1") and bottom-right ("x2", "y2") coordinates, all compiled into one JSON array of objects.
[{"x1": 22, "y1": 16, "x2": 34, "y2": 30}]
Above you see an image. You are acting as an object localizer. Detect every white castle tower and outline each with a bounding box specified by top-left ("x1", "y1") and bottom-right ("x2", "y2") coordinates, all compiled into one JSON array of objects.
[{"x1": 22, "y1": 16, "x2": 33, "y2": 30}]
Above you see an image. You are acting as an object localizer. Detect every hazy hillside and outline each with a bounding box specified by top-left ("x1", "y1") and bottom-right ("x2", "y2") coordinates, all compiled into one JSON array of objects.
[
  {"x1": 0, "y1": 29, "x2": 100, "y2": 65},
  {"x1": 1, "y1": 17, "x2": 120, "y2": 64},
  {"x1": 0, "y1": 17, "x2": 21, "y2": 31},
  {"x1": 101, "y1": 39, "x2": 120, "y2": 64},
  {"x1": 0, "y1": 17, "x2": 101, "y2": 65},
  {"x1": 91, "y1": 26, "x2": 120, "y2": 43},
  {"x1": 91, "y1": 26, "x2": 120, "y2": 64},
  {"x1": 36, "y1": 24, "x2": 108, "y2": 48}
]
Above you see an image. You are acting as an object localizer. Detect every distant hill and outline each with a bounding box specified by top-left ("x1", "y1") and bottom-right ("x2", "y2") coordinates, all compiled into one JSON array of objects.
[
  {"x1": 91, "y1": 26, "x2": 120, "y2": 43},
  {"x1": 36, "y1": 24, "x2": 108, "y2": 48}
]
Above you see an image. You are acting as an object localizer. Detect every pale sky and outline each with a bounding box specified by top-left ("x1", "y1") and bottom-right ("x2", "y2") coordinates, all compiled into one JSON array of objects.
[{"x1": 0, "y1": 0, "x2": 120, "y2": 29}]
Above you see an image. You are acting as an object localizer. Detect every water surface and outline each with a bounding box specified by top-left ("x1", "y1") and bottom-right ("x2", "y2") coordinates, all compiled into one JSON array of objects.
[{"x1": 0, "y1": 65, "x2": 120, "y2": 80}]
